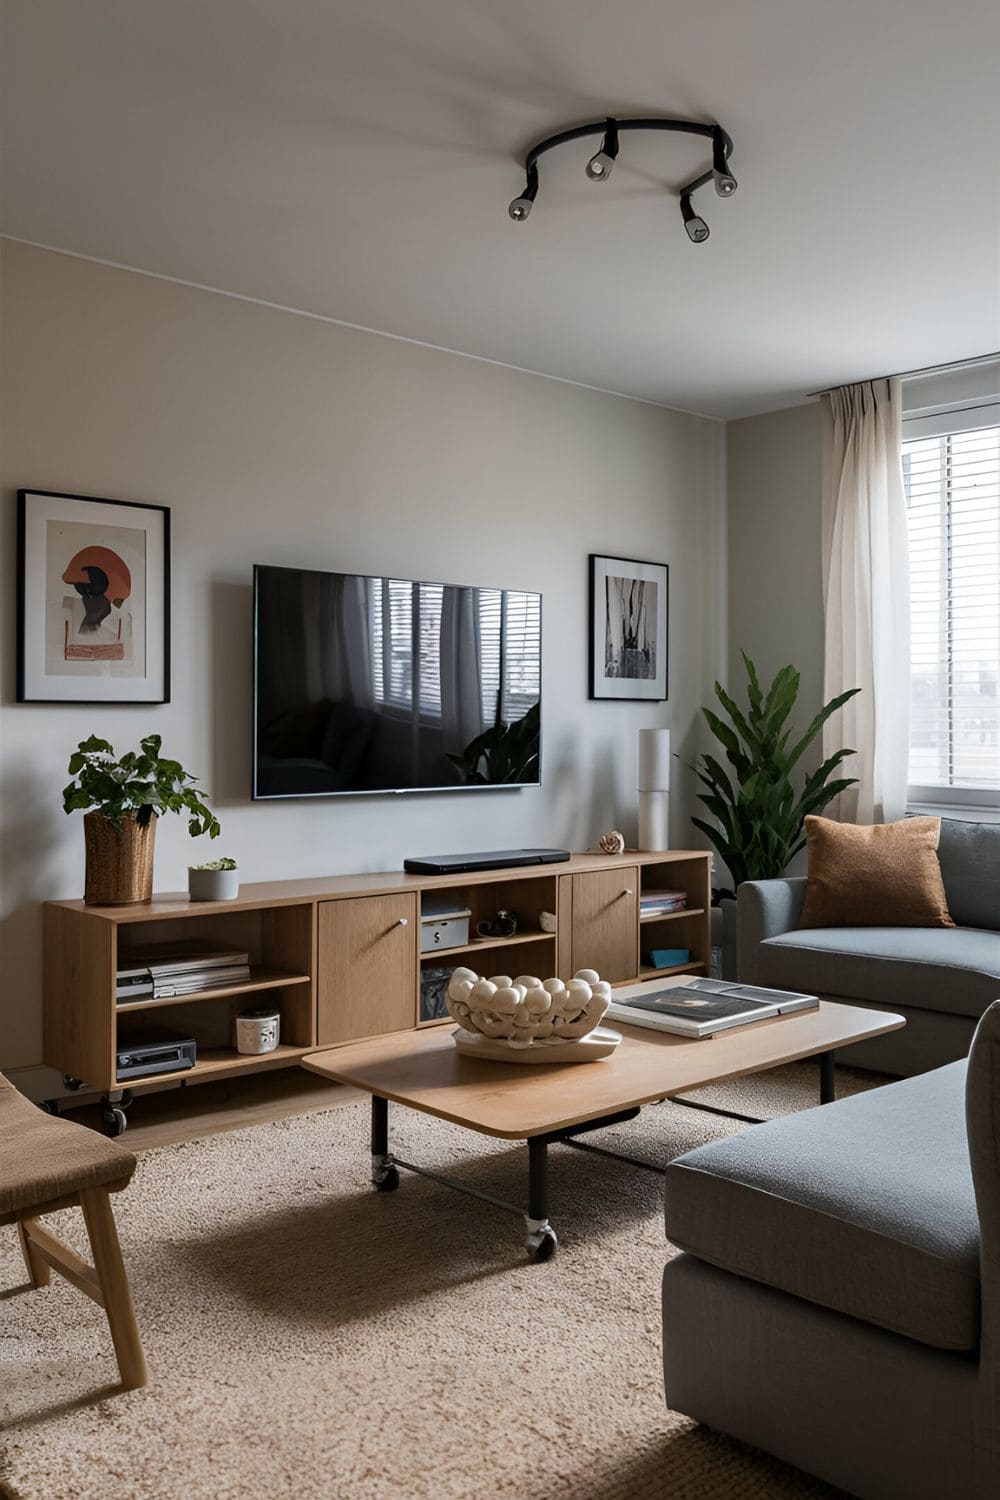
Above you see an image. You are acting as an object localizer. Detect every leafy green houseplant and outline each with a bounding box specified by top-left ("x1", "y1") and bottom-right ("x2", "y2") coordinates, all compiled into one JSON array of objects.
[
  {"x1": 63, "y1": 734, "x2": 220, "y2": 905},
  {"x1": 692, "y1": 654, "x2": 860, "y2": 890}
]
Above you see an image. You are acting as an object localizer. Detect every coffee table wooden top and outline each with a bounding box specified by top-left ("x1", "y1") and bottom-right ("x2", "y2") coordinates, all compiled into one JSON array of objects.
[{"x1": 303, "y1": 992, "x2": 905, "y2": 1140}]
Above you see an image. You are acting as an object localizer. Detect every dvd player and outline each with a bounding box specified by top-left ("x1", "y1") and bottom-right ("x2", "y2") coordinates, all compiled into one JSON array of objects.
[{"x1": 403, "y1": 848, "x2": 571, "y2": 876}]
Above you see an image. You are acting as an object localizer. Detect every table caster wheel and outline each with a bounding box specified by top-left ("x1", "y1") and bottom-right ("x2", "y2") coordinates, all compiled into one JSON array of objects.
[
  {"x1": 102, "y1": 1106, "x2": 127, "y2": 1137},
  {"x1": 62, "y1": 1075, "x2": 84, "y2": 1091},
  {"x1": 526, "y1": 1225, "x2": 558, "y2": 1261},
  {"x1": 373, "y1": 1165, "x2": 399, "y2": 1192},
  {"x1": 40, "y1": 1099, "x2": 60, "y2": 1116}
]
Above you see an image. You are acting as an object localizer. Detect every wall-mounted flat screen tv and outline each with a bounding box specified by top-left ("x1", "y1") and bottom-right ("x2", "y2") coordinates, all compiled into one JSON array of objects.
[{"x1": 253, "y1": 564, "x2": 542, "y2": 798}]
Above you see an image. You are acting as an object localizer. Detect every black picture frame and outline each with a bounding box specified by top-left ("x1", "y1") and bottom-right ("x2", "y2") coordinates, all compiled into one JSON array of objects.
[
  {"x1": 17, "y1": 488, "x2": 171, "y2": 704},
  {"x1": 589, "y1": 552, "x2": 669, "y2": 701}
]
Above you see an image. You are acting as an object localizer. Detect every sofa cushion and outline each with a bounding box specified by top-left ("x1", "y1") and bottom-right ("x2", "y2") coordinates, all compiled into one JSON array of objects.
[
  {"x1": 937, "y1": 819, "x2": 1000, "y2": 933},
  {"x1": 755, "y1": 925, "x2": 1000, "y2": 1019},
  {"x1": 663, "y1": 1061, "x2": 980, "y2": 1351},
  {"x1": 799, "y1": 815, "x2": 953, "y2": 929}
]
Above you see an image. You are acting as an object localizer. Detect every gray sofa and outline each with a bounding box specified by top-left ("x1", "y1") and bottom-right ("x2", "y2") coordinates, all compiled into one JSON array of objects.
[
  {"x1": 738, "y1": 817, "x2": 1000, "y2": 1074},
  {"x1": 661, "y1": 999, "x2": 1000, "y2": 1500}
]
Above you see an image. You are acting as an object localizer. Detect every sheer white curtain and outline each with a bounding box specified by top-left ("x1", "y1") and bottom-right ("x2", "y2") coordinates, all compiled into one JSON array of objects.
[{"x1": 821, "y1": 378, "x2": 910, "y2": 823}]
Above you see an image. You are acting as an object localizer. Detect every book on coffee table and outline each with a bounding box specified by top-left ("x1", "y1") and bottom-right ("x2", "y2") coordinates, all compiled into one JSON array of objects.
[{"x1": 605, "y1": 978, "x2": 818, "y2": 1039}]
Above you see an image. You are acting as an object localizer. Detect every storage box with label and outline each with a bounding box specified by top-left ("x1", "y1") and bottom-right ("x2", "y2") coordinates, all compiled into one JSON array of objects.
[{"x1": 420, "y1": 898, "x2": 471, "y2": 953}]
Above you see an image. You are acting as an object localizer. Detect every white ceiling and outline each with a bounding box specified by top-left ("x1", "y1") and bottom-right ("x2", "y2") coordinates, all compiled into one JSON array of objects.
[{"x1": 3, "y1": 0, "x2": 1000, "y2": 418}]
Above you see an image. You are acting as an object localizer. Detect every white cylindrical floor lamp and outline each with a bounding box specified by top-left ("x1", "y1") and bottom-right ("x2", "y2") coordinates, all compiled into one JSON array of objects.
[{"x1": 638, "y1": 728, "x2": 671, "y2": 851}]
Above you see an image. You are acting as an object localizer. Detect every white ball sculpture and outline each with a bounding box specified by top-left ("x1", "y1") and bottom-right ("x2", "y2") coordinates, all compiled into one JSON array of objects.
[{"x1": 446, "y1": 966, "x2": 613, "y2": 1050}]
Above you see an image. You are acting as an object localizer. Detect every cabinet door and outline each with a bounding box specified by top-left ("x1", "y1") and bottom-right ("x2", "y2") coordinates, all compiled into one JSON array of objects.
[
  {"x1": 318, "y1": 894, "x2": 417, "y2": 1045},
  {"x1": 569, "y1": 867, "x2": 638, "y2": 982}
]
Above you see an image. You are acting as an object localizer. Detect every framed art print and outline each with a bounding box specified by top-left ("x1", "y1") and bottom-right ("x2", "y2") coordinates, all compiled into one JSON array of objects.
[
  {"x1": 589, "y1": 553, "x2": 668, "y2": 701},
  {"x1": 17, "y1": 489, "x2": 170, "y2": 703}
]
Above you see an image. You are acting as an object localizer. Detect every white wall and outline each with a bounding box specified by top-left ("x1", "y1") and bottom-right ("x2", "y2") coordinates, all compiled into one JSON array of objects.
[{"x1": 0, "y1": 241, "x2": 722, "y2": 1072}]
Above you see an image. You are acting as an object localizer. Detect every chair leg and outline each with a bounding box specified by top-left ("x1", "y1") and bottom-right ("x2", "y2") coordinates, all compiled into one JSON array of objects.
[
  {"x1": 17, "y1": 1218, "x2": 51, "y2": 1288},
  {"x1": 79, "y1": 1187, "x2": 148, "y2": 1390}
]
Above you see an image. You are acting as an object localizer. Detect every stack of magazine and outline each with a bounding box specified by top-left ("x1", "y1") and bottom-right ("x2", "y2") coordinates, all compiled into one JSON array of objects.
[
  {"x1": 606, "y1": 978, "x2": 818, "y2": 1039},
  {"x1": 640, "y1": 889, "x2": 687, "y2": 917},
  {"x1": 116, "y1": 942, "x2": 251, "y2": 1005}
]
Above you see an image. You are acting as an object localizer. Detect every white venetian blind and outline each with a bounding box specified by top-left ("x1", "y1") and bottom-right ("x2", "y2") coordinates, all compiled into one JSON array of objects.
[{"x1": 903, "y1": 414, "x2": 1000, "y2": 796}]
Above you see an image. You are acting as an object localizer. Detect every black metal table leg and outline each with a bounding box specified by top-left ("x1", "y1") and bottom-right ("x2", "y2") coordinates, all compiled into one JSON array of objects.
[
  {"x1": 525, "y1": 1136, "x2": 557, "y2": 1260},
  {"x1": 819, "y1": 1051, "x2": 836, "y2": 1104},
  {"x1": 370, "y1": 1095, "x2": 399, "y2": 1191}
]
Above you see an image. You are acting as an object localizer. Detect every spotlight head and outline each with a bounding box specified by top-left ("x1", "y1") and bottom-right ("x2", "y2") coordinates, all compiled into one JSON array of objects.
[
  {"x1": 680, "y1": 194, "x2": 710, "y2": 243},
  {"x1": 712, "y1": 130, "x2": 737, "y2": 197},
  {"x1": 586, "y1": 118, "x2": 619, "y2": 181},
  {"x1": 508, "y1": 167, "x2": 538, "y2": 222}
]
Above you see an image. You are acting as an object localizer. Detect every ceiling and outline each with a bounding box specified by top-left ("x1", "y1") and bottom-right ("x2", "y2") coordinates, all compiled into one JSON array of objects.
[{"x1": 2, "y1": 0, "x2": 999, "y2": 419}]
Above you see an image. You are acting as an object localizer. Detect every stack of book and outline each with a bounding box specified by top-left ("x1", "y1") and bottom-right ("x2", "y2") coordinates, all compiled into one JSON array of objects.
[
  {"x1": 640, "y1": 889, "x2": 688, "y2": 918},
  {"x1": 116, "y1": 942, "x2": 251, "y2": 1004}
]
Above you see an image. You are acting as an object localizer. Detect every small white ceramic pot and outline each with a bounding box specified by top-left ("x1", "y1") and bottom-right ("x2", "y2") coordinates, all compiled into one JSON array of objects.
[
  {"x1": 188, "y1": 866, "x2": 240, "y2": 902},
  {"x1": 235, "y1": 1007, "x2": 280, "y2": 1055}
]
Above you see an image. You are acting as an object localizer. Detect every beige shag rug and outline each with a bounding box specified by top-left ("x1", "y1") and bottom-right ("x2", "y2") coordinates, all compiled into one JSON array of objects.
[{"x1": 1, "y1": 1064, "x2": 869, "y2": 1500}]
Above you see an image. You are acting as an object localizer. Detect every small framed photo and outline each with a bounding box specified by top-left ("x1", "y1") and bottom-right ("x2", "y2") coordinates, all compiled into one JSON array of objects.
[
  {"x1": 17, "y1": 489, "x2": 170, "y2": 703},
  {"x1": 589, "y1": 553, "x2": 668, "y2": 701}
]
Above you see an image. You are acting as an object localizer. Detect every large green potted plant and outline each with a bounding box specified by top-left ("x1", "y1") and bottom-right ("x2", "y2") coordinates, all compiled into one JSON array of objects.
[
  {"x1": 693, "y1": 653, "x2": 860, "y2": 889},
  {"x1": 63, "y1": 734, "x2": 220, "y2": 905}
]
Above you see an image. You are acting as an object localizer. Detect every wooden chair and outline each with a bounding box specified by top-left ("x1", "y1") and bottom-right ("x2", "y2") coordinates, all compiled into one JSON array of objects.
[{"x1": 1, "y1": 1072, "x2": 147, "y2": 1389}]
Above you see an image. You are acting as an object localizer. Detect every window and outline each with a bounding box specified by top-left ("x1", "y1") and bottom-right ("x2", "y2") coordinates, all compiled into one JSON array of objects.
[{"x1": 903, "y1": 410, "x2": 1000, "y2": 803}]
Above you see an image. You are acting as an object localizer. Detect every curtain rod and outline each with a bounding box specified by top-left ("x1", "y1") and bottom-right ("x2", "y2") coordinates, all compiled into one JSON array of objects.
[{"x1": 807, "y1": 349, "x2": 1000, "y2": 399}]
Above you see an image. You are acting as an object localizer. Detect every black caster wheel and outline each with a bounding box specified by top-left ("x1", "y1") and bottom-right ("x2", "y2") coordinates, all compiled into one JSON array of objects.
[
  {"x1": 527, "y1": 1227, "x2": 558, "y2": 1262},
  {"x1": 373, "y1": 1166, "x2": 400, "y2": 1192},
  {"x1": 40, "y1": 1099, "x2": 60, "y2": 1116},
  {"x1": 102, "y1": 1106, "x2": 128, "y2": 1137},
  {"x1": 62, "y1": 1075, "x2": 84, "y2": 1092}
]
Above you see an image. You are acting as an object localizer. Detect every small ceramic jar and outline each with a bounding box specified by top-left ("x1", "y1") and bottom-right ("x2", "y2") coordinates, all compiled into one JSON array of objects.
[
  {"x1": 235, "y1": 1007, "x2": 280, "y2": 1055},
  {"x1": 188, "y1": 865, "x2": 240, "y2": 902}
]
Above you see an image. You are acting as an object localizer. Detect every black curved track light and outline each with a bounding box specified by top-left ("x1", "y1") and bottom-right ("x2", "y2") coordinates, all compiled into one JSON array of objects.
[
  {"x1": 508, "y1": 164, "x2": 539, "y2": 222},
  {"x1": 585, "y1": 118, "x2": 619, "y2": 181},
  {"x1": 680, "y1": 193, "x2": 710, "y2": 243},
  {"x1": 507, "y1": 115, "x2": 736, "y2": 240},
  {"x1": 711, "y1": 128, "x2": 738, "y2": 197}
]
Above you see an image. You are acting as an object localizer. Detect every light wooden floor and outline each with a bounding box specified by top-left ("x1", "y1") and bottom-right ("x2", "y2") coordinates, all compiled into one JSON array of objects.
[{"x1": 62, "y1": 1067, "x2": 364, "y2": 1150}]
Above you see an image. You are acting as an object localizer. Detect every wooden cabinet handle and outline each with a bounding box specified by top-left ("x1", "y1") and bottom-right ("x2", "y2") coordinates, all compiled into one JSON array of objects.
[
  {"x1": 397, "y1": 917, "x2": 409, "y2": 927},
  {"x1": 622, "y1": 888, "x2": 634, "y2": 898}
]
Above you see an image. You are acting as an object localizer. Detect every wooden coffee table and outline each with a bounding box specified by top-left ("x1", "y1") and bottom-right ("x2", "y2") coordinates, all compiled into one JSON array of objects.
[{"x1": 303, "y1": 984, "x2": 904, "y2": 1261}]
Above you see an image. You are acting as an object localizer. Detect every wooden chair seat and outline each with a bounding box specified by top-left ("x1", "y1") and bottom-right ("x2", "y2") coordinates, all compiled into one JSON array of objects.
[{"x1": 1, "y1": 1073, "x2": 147, "y2": 1389}]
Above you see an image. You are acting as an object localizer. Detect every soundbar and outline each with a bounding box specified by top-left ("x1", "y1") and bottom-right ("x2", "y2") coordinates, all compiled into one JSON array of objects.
[{"x1": 403, "y1": 848, "x2": 571, "y2": 876}]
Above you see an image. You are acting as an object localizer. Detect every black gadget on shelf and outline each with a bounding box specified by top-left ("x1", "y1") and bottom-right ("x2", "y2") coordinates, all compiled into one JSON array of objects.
[
  {"x1": 403, "y1": 848, "x2": 570, "y2": 876},
  {"x1": 116, "y1": 1027, "x2": 197, "y2": 1081}
]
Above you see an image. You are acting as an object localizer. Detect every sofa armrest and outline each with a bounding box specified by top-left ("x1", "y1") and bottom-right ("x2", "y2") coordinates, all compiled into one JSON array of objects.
[
  {"x1": 966, "y1": 999, "x2": 1000, "y2": 1479},
  {"x1": 737, "y1": 878, "x2": 806, "y2": 985}
]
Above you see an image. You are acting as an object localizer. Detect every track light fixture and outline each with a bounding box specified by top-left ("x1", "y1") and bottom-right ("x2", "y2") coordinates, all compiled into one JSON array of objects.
[
  {"x1": 680, "y1": 193, "x2": 710, "y2": 243},
  {"x1": 711, "y1": 128, "x2": 738, "y2": 197},
  {"x1": 585, "y1": 118, "x2": 619, "y2": 181},
  {"x1": 506, "y1": 115, "x2": 736, "y2": 242},
  {"x1": 508, "y1": 164, "x2": 539, "y2": 221}
]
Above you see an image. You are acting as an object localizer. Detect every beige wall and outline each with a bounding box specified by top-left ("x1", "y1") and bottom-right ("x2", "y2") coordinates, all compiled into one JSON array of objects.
[
  {"x1": 0, "y1": 241, "x2": 722, "y2": 1074},
  {"x1": 726, "y1": 401, "x2": 824, "y2": 730}
]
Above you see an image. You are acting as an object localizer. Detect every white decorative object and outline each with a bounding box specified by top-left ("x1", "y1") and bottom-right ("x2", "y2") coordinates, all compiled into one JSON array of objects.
[
  {"x1": 235, "y1": 1006, "x2": 280, "y2": 1055},
  {"x1": 453, "y1": 1027, "x2": 622, "y2": 1065},
  {"x1": 445, "y1": 965, "x2": 615, "y2": 1061},
  {"x1": 638, "y1": 727, "x2": 670, "y2": 851},
  {"x1": 539, "y1": 910, "x2": 557, "y2": 933},
  {"x1": 188, "y1": 860, "x2": 240, "y2": 902},
  {"x1": 599, "y1": 829, "x2": 626, "y2": 855}
]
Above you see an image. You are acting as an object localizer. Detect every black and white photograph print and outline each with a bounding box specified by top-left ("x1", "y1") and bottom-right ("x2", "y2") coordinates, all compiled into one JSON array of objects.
[{"x1": 589, "y1": 553, "x2": 668, "y2": 701}]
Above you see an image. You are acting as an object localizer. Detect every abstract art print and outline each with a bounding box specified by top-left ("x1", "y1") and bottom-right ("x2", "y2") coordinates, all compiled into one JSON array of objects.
[
  {"x1": 589, "y1": 554, "x2": 668, "y2": 701},
  {"x1": 17, "y1": 490, "x2": 170, "y2": 703}
]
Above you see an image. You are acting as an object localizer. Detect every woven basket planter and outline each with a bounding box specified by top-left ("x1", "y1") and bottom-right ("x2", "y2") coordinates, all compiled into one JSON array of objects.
[{"x1": 83, "y1": 811, "x2": 158, "y2": 905}]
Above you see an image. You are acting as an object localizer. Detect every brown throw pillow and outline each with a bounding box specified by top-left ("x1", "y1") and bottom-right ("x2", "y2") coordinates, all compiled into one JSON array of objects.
[{"x1": 798, "y1": 815, "x2": 954, "y2": 928}]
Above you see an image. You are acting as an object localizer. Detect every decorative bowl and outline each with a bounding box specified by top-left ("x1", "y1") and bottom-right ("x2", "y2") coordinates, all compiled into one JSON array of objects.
[{"x1": 445, "y1": 966, "x2": 616, "y2": 1060}]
